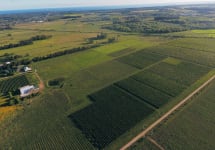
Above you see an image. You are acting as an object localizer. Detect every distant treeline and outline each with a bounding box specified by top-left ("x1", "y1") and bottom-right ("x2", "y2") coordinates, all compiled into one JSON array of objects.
[
  {"x1": 103, "y1": 9, "x2": 215, "y2": 34},
  {"x1": 0, "y1": 35, "x2": 52, "y2": 50},
  {"x1": 61, "y1": 15, "x2": 82, "y2": 19},
  {"x1": 104, "y1": 20, "x2": 186, "y2": 34}
]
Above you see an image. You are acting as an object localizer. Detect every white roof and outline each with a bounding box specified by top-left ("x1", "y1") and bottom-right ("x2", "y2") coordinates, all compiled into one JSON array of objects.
[
  {"x1": 24, "y1": 66, "x2": 32, "y2": 72},
  {"x1": 20, "y1": 85, "x2": 35, "y2": 97}
]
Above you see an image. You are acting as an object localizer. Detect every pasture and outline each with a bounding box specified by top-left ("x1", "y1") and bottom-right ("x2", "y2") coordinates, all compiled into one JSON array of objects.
[{"x1": 0, "y1": 30, "x2": 98, "y2": 57}]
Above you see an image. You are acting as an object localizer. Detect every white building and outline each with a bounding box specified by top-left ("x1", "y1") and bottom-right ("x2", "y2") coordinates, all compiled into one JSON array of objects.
[
  {"x1": 19, "y1": 85, "x2": 35, "y2": 97},
  {"x1": 24, "y1": 66, "x2": 32, "y2": 72},
  {"x1": 5, "y1": 62, "x2": 11, "y2": 65}
]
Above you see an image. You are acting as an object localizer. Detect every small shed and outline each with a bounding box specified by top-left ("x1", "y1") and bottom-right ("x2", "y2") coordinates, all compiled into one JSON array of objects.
[
  {"x1": 5, "y1": 62, "x2": 11, "y2": 65},
  {"x1": 24, "y1": 66, "x2": 32, "y2": 72}
]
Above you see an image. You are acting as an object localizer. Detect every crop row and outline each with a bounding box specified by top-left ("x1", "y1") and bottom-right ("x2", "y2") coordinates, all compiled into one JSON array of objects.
[
  {"x1": 0, "y1": 75, "x2": 29, "y2": 94},
  {"x1": 147, "y1": 62, "x2": 210, "y2": 86},
  {"x1": 117, "y1": 51, "x2": 166, "y2": 69},
  {"x1": 115, "y1": 78, "x2": 172, "y2": 108},
  {"x1": 131, "y1": 71, "x2": 186, "y2": 97},
  {"x1": 0, "y1": 96, "x2": 8, "y2": 106},
  {"x1": 167, "y1": 38, "x2": 215, "y2": 54},
  {"x1": 144, "y1": 45, "x2": 215, "y2": 67},
  {"x1": 71, "y1": 85, "x2": 154, "y2": 149}
]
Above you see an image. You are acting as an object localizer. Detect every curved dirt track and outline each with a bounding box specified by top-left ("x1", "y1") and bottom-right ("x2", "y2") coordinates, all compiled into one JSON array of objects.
[{"x1": 120, "y1": 74, "x2": 215, "y2": 150}]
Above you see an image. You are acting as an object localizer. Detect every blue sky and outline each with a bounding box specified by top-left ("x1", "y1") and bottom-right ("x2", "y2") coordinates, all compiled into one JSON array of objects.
[{"x1": 0, "y1": 0, "x2": 214, "y2": 10}]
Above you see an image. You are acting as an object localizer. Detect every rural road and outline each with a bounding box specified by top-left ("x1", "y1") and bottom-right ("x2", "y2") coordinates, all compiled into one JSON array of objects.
[{"x1": 120, "y1": 74, "x2": 215, "y2": 150}]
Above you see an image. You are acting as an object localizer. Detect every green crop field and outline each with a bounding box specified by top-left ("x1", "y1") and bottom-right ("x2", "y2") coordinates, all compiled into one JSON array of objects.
[
  {"x1": 140, "y1": 79, "x2": 215, "y2": 150},
  {"x1": 167, "y1": 38, "x2": 215, "y2": 53},
  {"x1": 72, "y1": 85, "x2": 154, "y2": 149},
  {"x1": 132, "y1": 71, "x2": 186, "y2": 96},
  {"x1": 0, "y1": 75, "x2": 29, "y2": 94},
  {"x1": 115, "y1": 78, "x2": 172, "y2": 108},
  {"x1": 144, "y1": 43, "x2": 215, "y2": 67},
  {"x1": 0, "y1": 91, "x2": 95, "y2": 149},
  {"x1": 117, "y1": 51, "x2": 166, "y2": 69},
  {"x1": 162, "y1": 29, "x2": 215, "y2": 38},
  {"x1": 147, "y1": 61, "x2": 210, "y2": 86}
]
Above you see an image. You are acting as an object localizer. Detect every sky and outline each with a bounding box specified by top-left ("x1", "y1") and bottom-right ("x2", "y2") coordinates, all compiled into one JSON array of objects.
[{"x1": 0, "y1": 0, "x2": 214, "y2": 11}]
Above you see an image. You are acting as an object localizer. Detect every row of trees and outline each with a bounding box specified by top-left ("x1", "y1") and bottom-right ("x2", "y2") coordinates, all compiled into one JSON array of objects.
[
  {"x1": 32, "y1": 44, "x2": 101, "y2": 62},
  {"x1": 105, "y1": 20, "x2": 187, "y2": 34},
  {"x1": 32, "y1": 36, "x2": 116, "y2": 62},
  {"x1": 87, "y1": 33, "x2": 107, "y2": 44},
  {"x1": 0, "y1": 35, "x2": 52, "y2": 50}
]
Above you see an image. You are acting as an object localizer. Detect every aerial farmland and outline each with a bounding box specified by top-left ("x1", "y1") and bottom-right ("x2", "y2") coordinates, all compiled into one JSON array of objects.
[{"x1": 0, "y1": 3, "x2": 215, "y2": 150}]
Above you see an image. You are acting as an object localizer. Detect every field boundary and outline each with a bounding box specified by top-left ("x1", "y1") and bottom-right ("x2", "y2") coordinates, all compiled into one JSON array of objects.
[
  {"x1": 147, "y1": 136, "x2": 164, "y2": 150},
  {"x1": 120, "y1": 73, "x2": 215, "y2": 150}
]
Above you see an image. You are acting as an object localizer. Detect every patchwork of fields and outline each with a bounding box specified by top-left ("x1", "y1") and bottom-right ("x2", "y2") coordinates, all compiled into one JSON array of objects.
[
  {"x1": 136, "y1": 78, "x2": 215, "y2": 150},
  {"x1": 143, "y1": 38, "x2": 215, "y2": 68},
  {"x1": 1, "y1": 33, "x2": 214, "y2": 149},
  {"x1": 0, "y1": 9, "x2": 215, "y2": 150},
  {"x1": 71, "y1": 49, "x2": 211, "y2": 149}
]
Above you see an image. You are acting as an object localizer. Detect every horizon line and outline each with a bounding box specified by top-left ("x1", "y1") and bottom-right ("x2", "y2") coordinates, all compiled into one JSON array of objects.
[{"x1": 0, "y1": 1, "x2": 215, "y2": 13}]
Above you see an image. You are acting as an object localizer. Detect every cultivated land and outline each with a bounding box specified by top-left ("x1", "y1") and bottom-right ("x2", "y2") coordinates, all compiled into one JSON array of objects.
[
  {"x1": 130, "y1": 76, "x2": 215, "y2": 150},
  {"x1": 0, "y1": 4, "x2": 215, "y2": 150}
]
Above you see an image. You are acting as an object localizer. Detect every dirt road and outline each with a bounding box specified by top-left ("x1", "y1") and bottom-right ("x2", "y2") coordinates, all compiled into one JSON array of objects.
[
  {"x1": 34, "y1": 72, "x2": 45, "y2": 92},
  {"x1": 120, "y1": 74, "x2": 215, "y2": 150}
]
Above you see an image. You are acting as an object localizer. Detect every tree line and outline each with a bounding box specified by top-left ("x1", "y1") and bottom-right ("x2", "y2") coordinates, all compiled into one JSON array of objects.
[
  {"x1": 32, "y1": 38, "x2": 116, "y2": 62},
  {"x1": 0, "y1": 35, "x2": 52, "y2": 50}
]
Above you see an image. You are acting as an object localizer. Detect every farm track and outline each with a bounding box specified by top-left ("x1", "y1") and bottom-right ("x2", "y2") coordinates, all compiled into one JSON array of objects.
[
  {"x1": 34, "y1": 72, "x2": 45, "y2": 92},
  {"x1": 120, "y1": 74, "x2": 215, "y2": 150}
]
